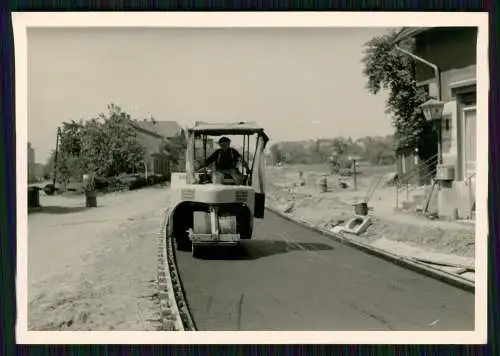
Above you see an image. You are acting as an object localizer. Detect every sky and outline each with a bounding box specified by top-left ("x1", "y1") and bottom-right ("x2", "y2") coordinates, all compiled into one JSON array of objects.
[{"x1": 28, "y1": 27, "x2": 394, "y2": 163}]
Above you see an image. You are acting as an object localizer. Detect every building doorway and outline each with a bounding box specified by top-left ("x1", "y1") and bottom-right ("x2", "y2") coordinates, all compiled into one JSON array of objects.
[{"x1": 462, "y1": 105, "x2": 476, "y2": 180}]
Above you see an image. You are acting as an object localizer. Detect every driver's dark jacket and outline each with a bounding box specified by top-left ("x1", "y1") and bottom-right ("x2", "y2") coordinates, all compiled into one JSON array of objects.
[{"x1": 204, "y1": 148, "x2": 241, "y2": 171}]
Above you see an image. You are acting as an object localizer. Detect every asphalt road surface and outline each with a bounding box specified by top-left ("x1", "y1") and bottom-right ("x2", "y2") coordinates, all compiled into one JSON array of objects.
[{"x1": 175, "y1": 210, "x2": 474, "y2": 331}]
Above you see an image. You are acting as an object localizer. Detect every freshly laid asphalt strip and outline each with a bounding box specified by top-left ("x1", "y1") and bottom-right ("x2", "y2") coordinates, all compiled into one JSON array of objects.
[{"x1": 175, "y1": 210, "x2": 474, "y2": 331}]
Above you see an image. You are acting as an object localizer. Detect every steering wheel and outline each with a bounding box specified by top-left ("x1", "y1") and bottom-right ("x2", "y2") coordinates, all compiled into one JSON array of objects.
[
  {"x1": 242, "y1": 165, "x2": 252, "y2": 185},
  {"x1": 196, "y1": 167, "x2": 213, "y2": 184}
]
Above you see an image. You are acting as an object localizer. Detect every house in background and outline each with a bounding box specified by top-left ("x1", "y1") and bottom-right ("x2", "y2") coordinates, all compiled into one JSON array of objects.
[
  {"x1": 392, "y1": 26, "x2": 477, "y2": 220},
  {"x1": 28, "y1": 142, "x2": 36, "y2": 182},
  {"x1": 33, "y1": 163, "x2": 44, "y2": 180},
  {"x1": 130, "y1": 120, "x2": 183, "y2": 177},
  {"x1": 195, "y1": 137, "x2": 215, "y2": 159}
]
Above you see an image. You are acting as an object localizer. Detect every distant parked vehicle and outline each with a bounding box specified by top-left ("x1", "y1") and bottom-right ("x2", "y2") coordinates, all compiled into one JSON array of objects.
[{"x1": 43, "y1": 183, "x2": 56, "y2": 195}]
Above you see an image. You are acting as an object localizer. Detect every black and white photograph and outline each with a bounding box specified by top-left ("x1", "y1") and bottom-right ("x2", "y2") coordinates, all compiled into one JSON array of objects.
[{"x1": 15, "y1": 12, "x2": 488, "y2": 344}]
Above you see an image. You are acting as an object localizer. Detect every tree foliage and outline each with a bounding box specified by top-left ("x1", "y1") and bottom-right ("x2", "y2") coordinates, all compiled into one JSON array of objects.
[
  {"x1": 159, "y1": 128, "x2": 188, "y2": 172},
  {"x1": 268, "y1": 135, "x2": 396, "y2": 166},
  {"x1": 361, "y1": 29, "x2": 432, "y2": 153},
  {"x1": 50, "y1": 104, "x2": 146, "y2": 183},
  {"x1": 270, "y1": 144, "x2": 284, "y2": 165}
]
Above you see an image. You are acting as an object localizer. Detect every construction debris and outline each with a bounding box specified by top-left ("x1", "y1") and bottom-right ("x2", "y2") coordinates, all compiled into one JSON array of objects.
[
  {"x1": 283, "y1": 201, "x2": 295, "y2": 214},
  {"x1": 331, "y1": 215, "x2": 372, "y2": 235}
]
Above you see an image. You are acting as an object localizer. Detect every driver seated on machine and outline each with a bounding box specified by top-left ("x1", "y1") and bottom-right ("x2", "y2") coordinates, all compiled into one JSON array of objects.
[{"x1": 197, "y1": 136, "x2": 249, "y2": 185}]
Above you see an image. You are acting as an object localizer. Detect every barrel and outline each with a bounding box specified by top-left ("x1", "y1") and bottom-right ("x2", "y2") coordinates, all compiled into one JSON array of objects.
[
  {"x1": 28, "y1": 187, "x2": 40, "y2": 208},
  {"x1": 354, "y1": 201, "x2": 368, "y2": 216},
  {"x1": 318, "y1": 176, "x2": 327, "y2": 193},
  {"x1": 85, "y1": 195, "x2": 97, "y2": 208}
]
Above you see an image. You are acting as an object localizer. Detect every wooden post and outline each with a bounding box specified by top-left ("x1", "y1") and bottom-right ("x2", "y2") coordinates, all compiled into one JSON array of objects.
[
  {"x1": 395, "y1": 185, "x2": 399, "y2": 210},
  {"x1": 352, "y1": 159, "x2": 357, "y2": 190},
  {"x1": 52, "y1": 127, "x2": 61, "y2": 187}
]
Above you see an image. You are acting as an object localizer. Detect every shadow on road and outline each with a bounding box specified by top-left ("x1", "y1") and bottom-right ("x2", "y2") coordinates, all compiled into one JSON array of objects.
[
  {"x1": 191, "y1": 239, "x2": 334, "y2": 261},
  {"x1": 28, "y1": 206, "x2": 89, "y2": 215}
]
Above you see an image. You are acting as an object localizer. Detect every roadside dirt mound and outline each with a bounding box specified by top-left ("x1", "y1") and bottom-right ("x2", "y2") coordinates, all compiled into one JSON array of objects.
[
  {"x1": 363, "y1": 217, "x2": 475, "y2": 258},
  {"x1": 266, "y1": 182, "x2": 475, "y2": 258}
]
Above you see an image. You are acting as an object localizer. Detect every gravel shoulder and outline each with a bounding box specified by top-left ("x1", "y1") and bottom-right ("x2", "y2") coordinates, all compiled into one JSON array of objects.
[{"x1": 28, "y1": 187, "x2": 171, "y2": 330}]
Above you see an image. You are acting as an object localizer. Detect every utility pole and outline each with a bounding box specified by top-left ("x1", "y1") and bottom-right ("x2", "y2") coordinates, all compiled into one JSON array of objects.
[{"x1": 52, "y1": 127, "x2": 61, "y2": 187}]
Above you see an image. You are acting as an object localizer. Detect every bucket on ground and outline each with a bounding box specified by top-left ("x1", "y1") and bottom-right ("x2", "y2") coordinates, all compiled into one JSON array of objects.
[{"x1": 318, "y1": 176, "x2": 327, "y2": 193}]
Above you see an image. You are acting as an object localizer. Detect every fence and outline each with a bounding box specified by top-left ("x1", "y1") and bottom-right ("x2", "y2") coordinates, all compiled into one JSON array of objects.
[{"x1": 394, "y1": 153, "x2": 438, "y2": 211}]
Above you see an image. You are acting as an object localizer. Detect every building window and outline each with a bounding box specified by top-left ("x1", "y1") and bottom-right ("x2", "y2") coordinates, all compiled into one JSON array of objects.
[{"x1": 461, "y1": 92, "x2": 477, "y2": 106}]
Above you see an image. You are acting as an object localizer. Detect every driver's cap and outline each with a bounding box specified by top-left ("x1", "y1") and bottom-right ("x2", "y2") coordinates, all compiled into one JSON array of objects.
[{"x1": 218, "y1": 136, "x2": 230, "y2": 144}]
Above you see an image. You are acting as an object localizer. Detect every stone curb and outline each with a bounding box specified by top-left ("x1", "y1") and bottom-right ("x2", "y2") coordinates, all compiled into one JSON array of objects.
[
  {"x1": 164, "y1": 220, "x2": 198, "y2": 331},
  {"x1": 157, "y1": 207, "x2": 185, "y2": 331},
  {"x1": 266, "y1": 205, "x2": 475, "y2": 293}
]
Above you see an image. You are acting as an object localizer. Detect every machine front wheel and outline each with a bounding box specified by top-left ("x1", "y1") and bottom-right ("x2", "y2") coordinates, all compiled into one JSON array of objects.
[{"x1": 193, "y1": 211, "x2": 211, "y2": 234}]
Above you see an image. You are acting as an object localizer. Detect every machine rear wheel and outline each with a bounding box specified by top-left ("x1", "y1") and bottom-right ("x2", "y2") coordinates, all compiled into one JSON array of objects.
[
  {"x1": 193, "y1": 210, "x2": 238, "y2": 234},
  {"x1": 219, "y1": 215, "x2": 238, "y2": 234}
]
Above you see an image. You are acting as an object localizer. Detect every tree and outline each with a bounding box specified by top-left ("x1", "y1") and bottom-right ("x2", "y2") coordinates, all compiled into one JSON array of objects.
[
  {"x1": 45, "y1": 120, "x2": 84, "y2": 185},
  {"x1": 356, "y1": 135, "x2": 396, "y2": 165},
  {"x1": 269, "y1": 144, "x2": 284, "y2": 165},
  {"x1": 159, "y1": 128, "x2": 188, "y2": 172},
  {"x1": 56, "y1": 119, "x2": 85, "y2": 183},
  {"x1": 52, "y1": 103, "x2": 146, "y2": 183},
  {"x1": 269, "y1": 135, "x2": 396, "y2": 168},
  {"x1": 331, "y1": 137, "x2": 350, "y2": 157},
  {"x1": 361, "y1": 30, "x2": 433, "y2": 154},
  {"x1": 81, "y1": 103, "x2": 145, "y2": 177}
]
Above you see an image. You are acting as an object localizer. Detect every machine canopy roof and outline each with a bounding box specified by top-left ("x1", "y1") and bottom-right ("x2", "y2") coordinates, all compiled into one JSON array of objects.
[{"x1": 189, "y1": 121, "x2": 267, "y2": 137}]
